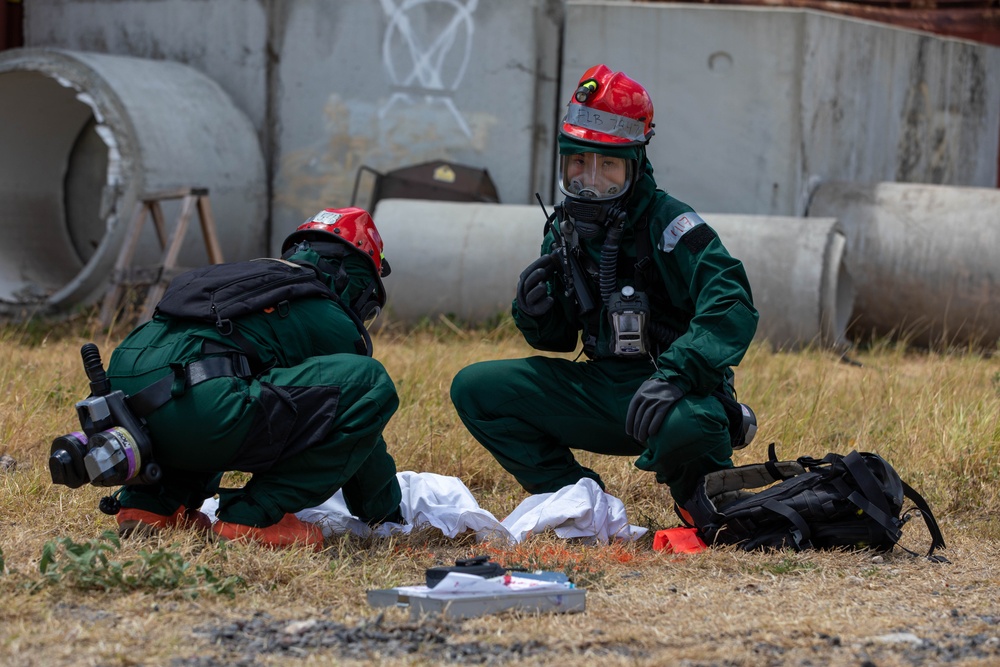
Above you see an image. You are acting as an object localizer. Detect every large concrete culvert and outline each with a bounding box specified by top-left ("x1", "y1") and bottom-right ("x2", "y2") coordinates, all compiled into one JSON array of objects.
[
  {"x1": 809, "y1": 181, "x2": 1000, "y2": 349},
  {"x1": 372, "y1": 200, "x2": 855, "y2": 350},
  {"x1": 0, "y1": 48, "x2": 267, "y2": 318},
  {"x1": 708, "y1": 215, "x2": 855, "y2": 350}
]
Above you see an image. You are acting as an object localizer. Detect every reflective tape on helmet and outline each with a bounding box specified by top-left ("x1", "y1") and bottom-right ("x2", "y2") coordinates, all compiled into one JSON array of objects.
[
  {"x1": 312, "y1": 210, "x2": 344, "y2": 225},
  {"x1": 565, "y1": 103, "x2": 649, "y2": 143}
]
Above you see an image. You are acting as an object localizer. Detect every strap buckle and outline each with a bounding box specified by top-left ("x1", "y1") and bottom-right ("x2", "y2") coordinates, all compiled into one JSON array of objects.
[{"x1": 169, "y1": 362, "x2": 187, "y2": 397}]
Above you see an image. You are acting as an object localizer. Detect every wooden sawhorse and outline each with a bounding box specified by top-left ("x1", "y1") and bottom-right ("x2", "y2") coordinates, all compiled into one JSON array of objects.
[{"x1": 99, "y1": 187, "x2": 224, "y2": 327}]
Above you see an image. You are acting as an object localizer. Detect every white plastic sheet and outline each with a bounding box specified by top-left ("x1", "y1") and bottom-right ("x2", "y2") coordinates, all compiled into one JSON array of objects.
[{"x1": 200, "y1": 473, "x2": 647, "y2": 544}]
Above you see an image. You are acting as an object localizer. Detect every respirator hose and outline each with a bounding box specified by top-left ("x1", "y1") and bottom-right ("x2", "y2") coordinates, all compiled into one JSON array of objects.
[{"x1": 599, "y1": 209, "x2": 627, "y2": 306}]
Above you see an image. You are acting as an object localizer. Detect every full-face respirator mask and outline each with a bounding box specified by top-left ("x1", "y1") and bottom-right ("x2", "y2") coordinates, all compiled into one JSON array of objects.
[
  {"x1": 558, "y1": 151, "x2": 637, "y2": 240},
  {"x1": 282, "y1": 240, "x2": 385, "y2": 331},
  {"x1": 49, "y1": 344, "x2": 161, "y2": 493}
]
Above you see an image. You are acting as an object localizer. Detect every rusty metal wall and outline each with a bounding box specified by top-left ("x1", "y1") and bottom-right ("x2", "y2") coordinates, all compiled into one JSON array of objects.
[{"x1": 661, "y1": 0, "x2": 1000, "y2": 45}]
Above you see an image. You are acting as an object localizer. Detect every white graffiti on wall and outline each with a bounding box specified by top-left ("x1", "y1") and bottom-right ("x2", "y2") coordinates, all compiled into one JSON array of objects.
[{"x1": 378, "y1": 0, "x2": 477, "y2": 139}]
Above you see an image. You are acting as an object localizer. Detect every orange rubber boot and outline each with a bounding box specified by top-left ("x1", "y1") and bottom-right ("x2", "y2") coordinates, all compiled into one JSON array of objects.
[
  {"x1": 212, "y1": 513, "x2": 324, "y2": 552},
  {"x1": 117, "y1": 505, "x2": 213, "y2": 537},
  {"x1": 674, "y1": 504, "x2": 696, "y2": 528}
]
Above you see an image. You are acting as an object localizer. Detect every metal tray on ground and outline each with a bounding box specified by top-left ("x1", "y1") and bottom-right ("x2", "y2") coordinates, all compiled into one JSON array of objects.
[{"x1": 367, "y1": 586, "x2": 586, "y2": 620}]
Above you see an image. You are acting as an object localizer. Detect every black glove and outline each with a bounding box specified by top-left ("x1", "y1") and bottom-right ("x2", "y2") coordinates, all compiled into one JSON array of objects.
[
  {"x1": 516, "y1": 253, "x2": 557, "y2": 317},
  {"x1": 626, "y1": 379, "x2": 684, "y2": 442}
]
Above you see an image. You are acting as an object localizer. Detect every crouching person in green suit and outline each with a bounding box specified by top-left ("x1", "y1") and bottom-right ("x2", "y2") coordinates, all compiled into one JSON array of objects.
[
  {"x1": 451, "y1": 65, "x2": 759, "y2": 520},
  {"x1": 105, "y1": 207, "x2": 402, "y2": 550}
]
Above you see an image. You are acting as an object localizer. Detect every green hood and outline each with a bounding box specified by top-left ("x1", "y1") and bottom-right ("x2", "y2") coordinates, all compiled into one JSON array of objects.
[{"x1": 288, "y1": 247, "x2": 383, "y2": 306}]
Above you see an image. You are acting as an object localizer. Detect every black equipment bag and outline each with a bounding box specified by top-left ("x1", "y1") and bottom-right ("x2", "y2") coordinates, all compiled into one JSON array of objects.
[
  {"x1": 154, "y1": 258, "x2": 333, "y2": 332},
  {"x1": 684, "y1": 443, "x2": 947, "y2": 559},
  {"x1": 152, "y1": 258, "x2": 372, "y2": 372}
]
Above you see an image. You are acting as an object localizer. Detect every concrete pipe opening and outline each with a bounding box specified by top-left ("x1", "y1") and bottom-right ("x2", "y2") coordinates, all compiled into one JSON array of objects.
[
  {"x1": 808, "y1": 181, "x2": 1000, "y2": 349},
  {"x1": 708, "y1": 215, "x2": 855, "y2": 350},
  {"x1": 0, "y1": 48, "x2": 266, "y2": 318},
  {"x1": 372, "y1": 200, "x2": 855, "y2": 349}
]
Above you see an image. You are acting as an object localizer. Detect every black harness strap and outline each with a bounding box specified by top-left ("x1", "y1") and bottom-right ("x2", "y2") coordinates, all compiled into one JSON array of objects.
[
  {"x1": 211, "y1": 323, "x2": 272, "y2": 376},
  {"x1": 633, "y1": 216, "x2": 653, "y2": 292},
  {"x1": 127, "y1": 353, "x2": 252, "y2": 418},
  {"x1": 829, "y1": 476, "x2": 903, "y2": 542},
  {"x1": 843, "y1": 451, "x2": 893, "y2": 517},
  {"x1": 764, "y1": 441, "x2": 785, "y2": 481}
]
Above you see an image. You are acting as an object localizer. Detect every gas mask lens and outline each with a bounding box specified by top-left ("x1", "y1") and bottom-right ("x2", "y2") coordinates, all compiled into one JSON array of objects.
[{"x1": 559, "y1": 153, "x2": 633, "y2": 200}]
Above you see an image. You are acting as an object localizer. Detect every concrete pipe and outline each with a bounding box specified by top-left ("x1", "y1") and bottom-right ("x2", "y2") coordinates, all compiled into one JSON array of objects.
[
  {"x1": 372, "y1": 200, "x2": 855, "y2": 349},
  {"x1": 373, "y1": 199, "x2": 543, "y2": 325},
  {"x1": 808, "y1": 181, "x2": 1000, "y2": 349},
  {"x1": 707, "y1": 215, "x2": 854, "y2": 350},
  {"x1": 0, "y1": 48, "x2": 266, "y2": 317}
]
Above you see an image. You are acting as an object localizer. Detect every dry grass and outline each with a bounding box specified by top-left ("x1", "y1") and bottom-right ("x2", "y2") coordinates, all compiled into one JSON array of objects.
[{"x1": 1, "y1": 314, "x2": 998, "y2": 666}]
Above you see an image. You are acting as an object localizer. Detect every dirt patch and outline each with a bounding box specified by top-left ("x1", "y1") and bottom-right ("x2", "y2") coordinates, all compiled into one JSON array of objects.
[
  {"x1": 180, "y1": 611, "x2": 649, "y2": 665},
  {"x1": 175, "y1": 607, "x2": 1000, "y2": 666}
]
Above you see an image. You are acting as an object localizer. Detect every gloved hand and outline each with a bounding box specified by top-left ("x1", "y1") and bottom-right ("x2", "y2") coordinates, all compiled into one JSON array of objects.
[
  {"x1": 516, "y1": 253, "x2": 557, "y2": 317},
  {"x1": 626, "y1": 379, "x2": 684, "y2": 442}
]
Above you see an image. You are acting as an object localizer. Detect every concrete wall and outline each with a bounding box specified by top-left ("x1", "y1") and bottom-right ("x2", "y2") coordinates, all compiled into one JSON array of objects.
[
  {"x1": 23, "y1": 0, "x2": 271, "y2": 137},
  {"x1": 25, "y1": 1, "x2": 999, "y2": 228},
  {"x1": 23, "y1": 0, "x2": 563, "y2": 253},
  {"x1": 11, "y1": 0, "x2": 1000, "y2": 338},
  {"x1": 268, "y1": 0, "x2": 562, "y2": 253},
  {"x1": 562, "y1": 1, "x2": 1000, "y2": 215}
]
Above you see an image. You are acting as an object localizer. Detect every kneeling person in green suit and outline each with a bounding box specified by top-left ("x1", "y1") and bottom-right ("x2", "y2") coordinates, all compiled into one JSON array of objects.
[{"x1": 106, "y1": 207, "x2": 402, "y2": 550}]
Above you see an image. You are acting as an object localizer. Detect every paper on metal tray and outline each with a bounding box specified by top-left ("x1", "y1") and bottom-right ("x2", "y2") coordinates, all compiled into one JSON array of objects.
[{"x1": 367, "y1": 573, "x2": 586, "y2": 619}]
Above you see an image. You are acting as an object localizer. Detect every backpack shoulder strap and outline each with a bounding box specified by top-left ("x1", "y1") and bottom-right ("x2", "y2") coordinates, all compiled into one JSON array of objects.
[
  {"x1": 899, "y1": 479, "x2": 949, "y2": 561},
  {"x1": 844, "y1": 451, "x2": 947, "y2": 561},
  {"x1": 759, "y1": 498, "x2": 813, "y2": 550},
  {"x1": 843, "y1": 451, "x2": 894, "y2": 517}
]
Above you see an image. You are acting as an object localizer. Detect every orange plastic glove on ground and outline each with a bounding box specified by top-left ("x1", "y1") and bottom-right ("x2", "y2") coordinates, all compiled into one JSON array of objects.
[{"x1": 652, "y1": 527, "x2": 708, "y2": 553}]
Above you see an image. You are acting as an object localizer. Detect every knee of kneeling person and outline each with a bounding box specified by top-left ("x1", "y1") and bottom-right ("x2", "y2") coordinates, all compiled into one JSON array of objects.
[
  {"x1": 640, "y1": 403, "x2": 732, "y2": 462},
  {"x1": 450, "y1": 363, "x2": 493, "y2": 413},
  {"x1": 351, "y1": 355, "x2": 396, "y2": 392}
]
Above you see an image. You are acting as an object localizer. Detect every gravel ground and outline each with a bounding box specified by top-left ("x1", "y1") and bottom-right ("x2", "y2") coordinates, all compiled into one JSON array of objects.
[
  {"x1": 169, "y1": 608, "x2": 999, "y2": 667},
  {"x1": 176, "y1": 611, "x2": 650, "y2": 665}
]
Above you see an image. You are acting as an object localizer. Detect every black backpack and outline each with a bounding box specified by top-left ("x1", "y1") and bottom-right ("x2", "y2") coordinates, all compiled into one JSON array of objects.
[
  {"x1": 155, "y1": 258, "x2": 334, "y2": 331},
  {"x1": 154, "y1": 258, "x2": 371, "y2": 367},
  {"x1": 683, "y1": 443, "x2": 947, "y2": 560}
]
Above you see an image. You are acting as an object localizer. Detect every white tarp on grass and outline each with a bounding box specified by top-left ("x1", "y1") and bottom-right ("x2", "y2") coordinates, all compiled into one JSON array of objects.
[{"x1": 200, "y1": 472, "x2": 647, "y2": 544}]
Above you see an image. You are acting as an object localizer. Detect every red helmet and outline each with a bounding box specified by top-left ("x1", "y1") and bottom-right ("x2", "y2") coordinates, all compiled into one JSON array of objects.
[
  {"x1": 560, "y1": 64, "x2": 655, "y2": 147},
  {"x1": 282, "y1": 207, "x2": 389, "y2": 278}
]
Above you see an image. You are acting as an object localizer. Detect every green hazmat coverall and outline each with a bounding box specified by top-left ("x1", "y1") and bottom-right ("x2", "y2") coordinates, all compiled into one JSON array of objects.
[
  {"x1": 106, "y1": 248, "x2": 402, "y2": 528},
  {"x1": 451, "y1": 139, "x2": 759, "y2": 504}
]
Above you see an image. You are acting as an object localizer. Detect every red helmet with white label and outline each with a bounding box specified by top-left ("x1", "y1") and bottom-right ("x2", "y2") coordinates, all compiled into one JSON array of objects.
[
  {"x1": 560, "y1": 64, "x2": 655, "y2": 147},
  {"x1": 556, "y1": 66, "x2": 654, "y2": 231},
  {"x1": 282, "y1": 207, "x2": 389, "y2": 278}
]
